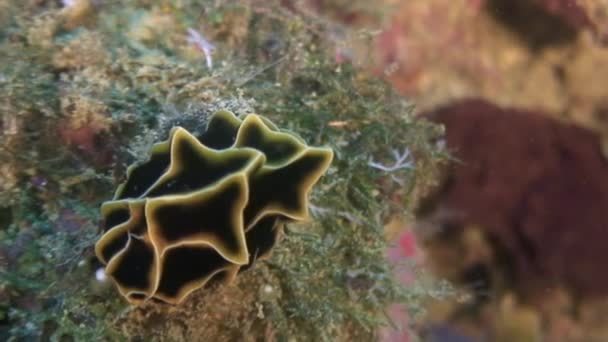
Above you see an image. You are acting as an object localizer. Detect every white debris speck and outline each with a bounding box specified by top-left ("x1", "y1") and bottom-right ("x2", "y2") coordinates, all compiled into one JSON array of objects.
[
  {"x1": 256, "y1": 303, "x2": 265, "y2": 319},
  {"x1": 61, "y1": 0, "x2": 76, "y2": 7},
  {"x1": 96, "y1": 267, "x2": 107, "y2": 282},
  {"x1": 186, "y1": 28, "x2": 216, "y2": 69},
  {"x1": 368, "y1": 148, "x2": 414, "y2": 172}
]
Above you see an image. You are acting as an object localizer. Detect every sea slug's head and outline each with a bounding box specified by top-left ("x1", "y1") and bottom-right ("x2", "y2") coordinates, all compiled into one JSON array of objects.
[{"x1": 95, "y1": 110, "x2": 333, "y2": 304}]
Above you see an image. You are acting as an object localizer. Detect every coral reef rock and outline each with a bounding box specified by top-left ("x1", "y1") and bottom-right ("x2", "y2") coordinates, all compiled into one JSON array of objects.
[{"x1": 424, "y1": 99, "x2": 608, "y2": 299}]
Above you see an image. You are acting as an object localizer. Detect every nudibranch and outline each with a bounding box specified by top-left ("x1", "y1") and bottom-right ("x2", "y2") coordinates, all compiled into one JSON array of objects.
[{"x1": 95, "y1": 110, "x2": 333, "y2": 304}]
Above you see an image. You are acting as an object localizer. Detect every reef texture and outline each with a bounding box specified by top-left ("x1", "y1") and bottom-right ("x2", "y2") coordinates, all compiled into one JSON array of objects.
[
  {"x1": 366, "y1": 0, "x2": 608, "y2": 139},
  {"x1": 0, "y1": 0, "x2": 446, "y2": 340},
  {"x1": 96, "y1": 110, "x2": 333, "y2": 304},
  {"x1": 408, "y1": 99, "x2": 608, "y2": 341},
  {"x1": 425, "y1": 99, "x2": 608, "y2": 299},
  {"x1": 295, "y1": 0, "x2": 608, "y2": 340}
]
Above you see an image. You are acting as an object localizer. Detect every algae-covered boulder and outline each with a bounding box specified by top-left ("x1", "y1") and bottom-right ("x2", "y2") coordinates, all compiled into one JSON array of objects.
[{"x1": 0, "y1": 1, "x2": 445, "y2": 340}]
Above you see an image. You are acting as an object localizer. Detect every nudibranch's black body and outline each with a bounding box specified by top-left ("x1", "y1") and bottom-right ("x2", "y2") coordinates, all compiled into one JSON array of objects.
[{"x1": 95, "y1": 110, "x2": 333, "y2": 304}]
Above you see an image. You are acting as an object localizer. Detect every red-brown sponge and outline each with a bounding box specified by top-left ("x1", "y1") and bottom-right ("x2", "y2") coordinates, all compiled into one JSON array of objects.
[{"x1": 426, "y1": 99, "x2": 608, "y2": 298}]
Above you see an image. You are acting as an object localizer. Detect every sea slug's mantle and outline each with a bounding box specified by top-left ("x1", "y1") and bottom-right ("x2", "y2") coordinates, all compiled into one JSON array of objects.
[{"x1": 95, "y1": 110, "x2": 333, "y2": 304}]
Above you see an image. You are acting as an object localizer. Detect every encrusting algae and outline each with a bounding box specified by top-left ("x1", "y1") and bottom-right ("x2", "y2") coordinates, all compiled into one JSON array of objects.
[
  {"x1": 96, "y1": 110, "x2": 333, "y2": 304},
  {"x1": 0, "y1": 1, "x2": 448, "y2": 340}
]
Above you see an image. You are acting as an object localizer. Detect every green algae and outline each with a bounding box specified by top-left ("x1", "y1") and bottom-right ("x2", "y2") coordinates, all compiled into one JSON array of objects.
[{"x1": 0, "y1": 0, "x2": 447, "y2": 340}]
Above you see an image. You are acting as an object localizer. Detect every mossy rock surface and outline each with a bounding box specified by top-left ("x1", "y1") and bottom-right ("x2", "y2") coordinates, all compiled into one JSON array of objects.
[{"x1": 0, "y1": 1, "x2": 447, "y2": 340}]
